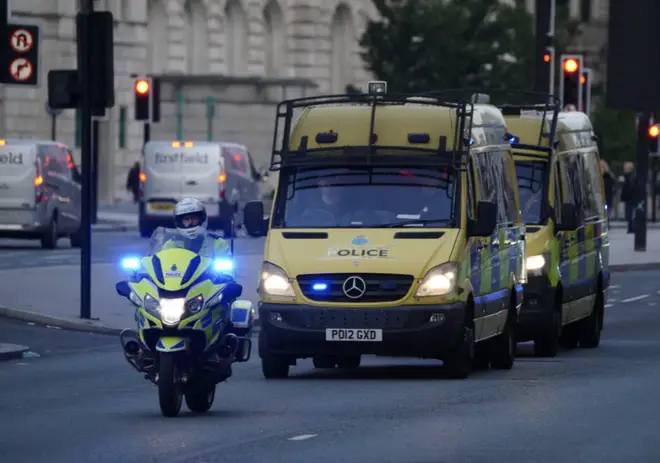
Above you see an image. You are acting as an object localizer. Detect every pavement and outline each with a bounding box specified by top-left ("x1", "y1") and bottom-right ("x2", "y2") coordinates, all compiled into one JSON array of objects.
[{"x1": 1, "y1": 271, "x2": 660, "y2": 462}]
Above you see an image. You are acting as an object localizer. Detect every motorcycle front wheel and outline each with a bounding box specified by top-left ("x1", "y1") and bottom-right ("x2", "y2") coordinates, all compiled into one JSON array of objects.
[
  {"x1": 185, "y1": 383, "x2": 216, "y2": 413},
  {"x1": 158, "y1": 353, "x2": 183, "y2": 417}
]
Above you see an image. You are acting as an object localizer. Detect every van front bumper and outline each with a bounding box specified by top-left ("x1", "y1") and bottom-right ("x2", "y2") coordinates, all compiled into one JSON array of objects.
[
  {"x1": 516, "y1": 275, "x2": 556, "y2": 339},
  {"x1": 258, "y1": 302, "x2": 466, "y2": 359}
]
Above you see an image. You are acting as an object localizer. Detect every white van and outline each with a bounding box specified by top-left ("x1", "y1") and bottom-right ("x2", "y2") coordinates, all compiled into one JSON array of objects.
[
  {"x1": 0, "y1": 139, "x2": 82, "y2": 248},
  {"x1": 139, "y1": 141, "x2": 232, "y2": 237}
]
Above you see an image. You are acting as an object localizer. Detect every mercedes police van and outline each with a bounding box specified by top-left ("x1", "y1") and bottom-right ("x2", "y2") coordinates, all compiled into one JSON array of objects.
[
  {"x1": 505, "y1": 105, "x2": 609, "y2": 356},
  {"x1": 244, "y1": 83, "x2": 526, "y2": 379}
]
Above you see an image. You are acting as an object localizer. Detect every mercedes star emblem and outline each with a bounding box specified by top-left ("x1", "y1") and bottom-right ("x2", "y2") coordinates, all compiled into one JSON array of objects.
[{"x1": 342, "y1": 276, "x2": 367, "y2": 299}]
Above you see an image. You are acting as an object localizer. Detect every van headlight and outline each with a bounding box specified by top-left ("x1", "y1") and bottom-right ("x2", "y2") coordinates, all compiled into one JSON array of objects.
[
  {"x1": 160, "y1": 298, "x2": 186, "y2": 326},
  {"x1": 259, "y1": 262, "x2": 295, "y2": 297},
  {"x1": 415, "y1": 262, "x2": 457, "y2": 297},
  {"x1": 526, "y1": 255, "x2": 546, "y2": 275}
]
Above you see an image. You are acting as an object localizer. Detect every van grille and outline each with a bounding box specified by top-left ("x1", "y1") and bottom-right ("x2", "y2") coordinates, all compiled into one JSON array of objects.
[{"x1": 296, "y1": 273, "x2": 414, "y2": 303}]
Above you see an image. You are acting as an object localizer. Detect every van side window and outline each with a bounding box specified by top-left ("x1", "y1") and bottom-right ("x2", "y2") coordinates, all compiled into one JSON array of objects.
[
  {"x1": 558, "y1": 154, "x2": 583, "y2": 220},
  {"x1": 500, "y1": 151, "x2": 519, "y2": 223},
  {"x1": 466, "y1": 159, "x2": 475, "y2": 219},
  {"x1": 42, "y1": 146, "x2": 64, "y2": 176},
  {"x1": 473, "y1": 152, "x2": 509, "y2": 225},
  {"x1": 582, "y1": 151, "x2": 605, "y2": 220},
  {"x1": 223, "y1": 148, "x2": 248, "y2": 173}
]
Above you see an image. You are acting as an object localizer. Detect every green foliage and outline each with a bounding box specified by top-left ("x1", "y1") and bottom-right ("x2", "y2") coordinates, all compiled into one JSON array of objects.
[
  {"x1": 359, "y1": 0, "x2": 577, "y2": 94},
  {"x1": 591, "y1": 102, "x2": 637, "y2": 168}
]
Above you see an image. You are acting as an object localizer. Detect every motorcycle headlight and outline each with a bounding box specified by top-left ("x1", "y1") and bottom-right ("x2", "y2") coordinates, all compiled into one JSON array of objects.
[
  {"x1": 186, "y1": 295, "x2": 204, "y2": 314},
  {"x1": 259, "y1": 262, "x2": 295, "y2": 297},
  {"x1": 160, "y1": 298, "x2": 186, "y2": 326},
  {"x1": 526, "y1": 254, "x2": 546, "y2": 276},
  {"x1": 415, "y1": 262, "x2": 457, "y2": 297},
  {"x1": 143, "y1": 293, "x2": 160, "y2": 315}
]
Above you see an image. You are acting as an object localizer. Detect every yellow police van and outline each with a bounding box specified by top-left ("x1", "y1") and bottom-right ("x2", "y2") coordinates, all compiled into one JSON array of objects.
[
  {"x1": 244, "y1": 83, "x2": 526, "y2": 379},
  {"x1": 505, "y1": 107, "x2": 609, "y2": 356}
]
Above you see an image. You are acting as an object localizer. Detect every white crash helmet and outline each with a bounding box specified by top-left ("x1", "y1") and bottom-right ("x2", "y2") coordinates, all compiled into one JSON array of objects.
[{"x1": 173, "y1": 198, "x2": 208, "y2": 239}]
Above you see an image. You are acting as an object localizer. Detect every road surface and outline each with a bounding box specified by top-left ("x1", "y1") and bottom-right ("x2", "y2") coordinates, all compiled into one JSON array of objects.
[
  {"x1": 1, "y1": 271, "x2": 659, "y2": 463},
  {"x1": 0, "y1": 231, "x2": 265, "y2": 270}
]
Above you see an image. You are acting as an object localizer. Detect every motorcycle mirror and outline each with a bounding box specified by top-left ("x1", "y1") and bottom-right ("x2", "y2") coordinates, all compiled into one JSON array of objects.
[{"x1": 116, "y1": 281, "x2": 131, "y2": 298}]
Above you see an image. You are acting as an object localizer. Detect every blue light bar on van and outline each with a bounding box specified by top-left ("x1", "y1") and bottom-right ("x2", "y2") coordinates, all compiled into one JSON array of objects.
[
  {"x1": 312, "y1": 282, "x2": 328, "y2": 291},
  {"x1": 213, "y1": 259, "x2": 234, "y2": 272},
  {"x1": 120, "y1": 256, "x2": 140, "y2": 271}
]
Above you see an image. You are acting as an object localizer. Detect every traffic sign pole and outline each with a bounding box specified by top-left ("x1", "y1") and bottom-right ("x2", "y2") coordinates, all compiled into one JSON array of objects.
[{"x1": 77, "y1": 0, "x2": 94, "y2": 319}]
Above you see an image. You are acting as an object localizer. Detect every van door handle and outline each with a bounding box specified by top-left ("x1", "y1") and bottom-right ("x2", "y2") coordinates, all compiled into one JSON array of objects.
[{"x1": 186, "y1": 180, "x2": 197, "y2": 186}]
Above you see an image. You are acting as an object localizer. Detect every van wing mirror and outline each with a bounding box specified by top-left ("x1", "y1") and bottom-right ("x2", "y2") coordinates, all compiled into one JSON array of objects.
[
  {"x1": 244, "y1": 200, "x2": 267, "y2": 236},
  {"x1": 556, "y1": 202, "x2": 578, "y2": 231},
  {"x1": 468, "y1": 201, "x2": 497, "y2": 237}
]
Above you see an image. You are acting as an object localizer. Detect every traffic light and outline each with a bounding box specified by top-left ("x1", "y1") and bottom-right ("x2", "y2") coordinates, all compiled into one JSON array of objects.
[
  {"x1": 134, "y1": 77, "x2": 152, "y2": 121},
  {"x1": 559, "y1": 54, "x2": 583, "y2": 111},
  {"x1": 581, "y1": 68, "x2": 592, "y2": 115},
  {"x1": 649, "y1": 124, "x2": 659, "y2": 153}
]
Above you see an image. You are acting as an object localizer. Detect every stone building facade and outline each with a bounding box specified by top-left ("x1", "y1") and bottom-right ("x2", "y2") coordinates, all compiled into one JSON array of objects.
[
  {"x1": 1, "y1": 0, "x2": 376, "y2": 202},
  {"x1": 0, "y1": 0, "x2": 608, "y2": 202}
]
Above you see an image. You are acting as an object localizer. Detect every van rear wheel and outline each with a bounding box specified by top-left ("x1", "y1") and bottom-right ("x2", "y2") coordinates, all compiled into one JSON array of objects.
[{"x1": 41, "y1": 216, "x2": 58, "y2": 249}]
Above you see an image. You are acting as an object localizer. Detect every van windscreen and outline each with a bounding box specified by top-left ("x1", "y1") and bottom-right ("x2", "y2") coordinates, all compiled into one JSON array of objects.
[
  {"x1": 272, "y1": 166, "x2": 457, "y2": 228},
  {"x1": 515, "y1": 160, "x2": 546, "y2": 224}
]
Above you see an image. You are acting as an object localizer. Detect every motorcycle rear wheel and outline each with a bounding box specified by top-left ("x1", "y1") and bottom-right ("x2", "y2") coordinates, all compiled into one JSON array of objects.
[
  {"x1": 158, "y1": 353, "x2": 183, "y2": 417},
  {"x1": 185, "y1": 384, "x2": 216, "y2": 413}
]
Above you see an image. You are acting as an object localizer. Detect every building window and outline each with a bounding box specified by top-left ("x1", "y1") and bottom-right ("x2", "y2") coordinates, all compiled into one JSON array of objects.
[
  {"x1": 118, "y1": 106, "x2": 126, "y2": 149},
  {"x1": 580, "y1": 0, "x2": 591, "y2": 22}
]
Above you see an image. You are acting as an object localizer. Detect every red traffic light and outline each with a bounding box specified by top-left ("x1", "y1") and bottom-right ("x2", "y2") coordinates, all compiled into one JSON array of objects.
[
  {"x1": 135, "y1": 79, "x2": 150, "y2": 95},
  {"x1": 649, "y1": 125, "x2": 660, "y2": 138},
  {"x1": 563, "y1": 58, "x2": 579, "y2": 73}
]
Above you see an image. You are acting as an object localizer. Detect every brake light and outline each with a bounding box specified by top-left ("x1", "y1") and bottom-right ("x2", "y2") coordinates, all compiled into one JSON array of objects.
[{"x1": 34, "y1": 175, "x2": 43, "y2": 203}]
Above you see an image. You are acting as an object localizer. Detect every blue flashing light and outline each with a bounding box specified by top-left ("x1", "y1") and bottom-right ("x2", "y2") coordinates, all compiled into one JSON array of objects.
[
  {"x1": 213, "y1": 259, "x2": 234, "y2": 272},
  {"x1": 505, "y1": 132, "x2": 519, "y2": 144},
  {"x1": 312, "y1": 282, "x2": 328, "y2": 291},
  {"x1": 120, "y1": 257, "x2": 140, "y2": 271}
]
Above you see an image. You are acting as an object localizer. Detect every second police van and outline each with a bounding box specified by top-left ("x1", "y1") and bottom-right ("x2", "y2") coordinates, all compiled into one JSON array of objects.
[
  {"x1": 244, "y1": 83, "x2": 526, "y2": 379},
  {"x1": 505, "y1": 104, "x2": 609, "y2": 356}
]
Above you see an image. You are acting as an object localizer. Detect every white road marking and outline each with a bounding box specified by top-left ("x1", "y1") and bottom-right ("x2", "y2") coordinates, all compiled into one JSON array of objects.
[
  {"x1": 610, "y1": 285, "x2": 621, "y2": 289},
  {"x1": 621, "y1": 294, "x2": 649, "y2": 303},
  {"x1": 605, "y1": 304, "x2": 613, "y2": 308},
  {"x1": 288, "y1": 434, "x2": 317, "y2": 441},
  {"x1": 609, "y1": 299, "x2": 618, "y2": 302},
  {"x1": 649, "y1": 302, "x2": 657, "y2": 306}
]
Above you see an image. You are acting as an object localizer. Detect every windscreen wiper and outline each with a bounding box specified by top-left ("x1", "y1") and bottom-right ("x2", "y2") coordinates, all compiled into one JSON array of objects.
[{"x1": 380, "y1": 219, "x2": 451, "y2": 228}]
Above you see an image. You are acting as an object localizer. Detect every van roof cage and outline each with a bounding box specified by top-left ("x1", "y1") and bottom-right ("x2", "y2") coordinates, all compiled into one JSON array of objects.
[
  {"x1": 424, "y1": 88, "x2": 560, "y2": 155},
  {"x1": 269, "y1": 92, "x2": 475, "y2": 172}
]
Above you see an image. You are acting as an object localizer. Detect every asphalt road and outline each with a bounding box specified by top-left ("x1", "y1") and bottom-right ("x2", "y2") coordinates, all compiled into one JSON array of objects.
[
  {"x1": 0, "y1": 231, "x2": 266, "y2": 270},
  {"x1": 1, "y1": 270, "x2": 659, "y2": 463}
]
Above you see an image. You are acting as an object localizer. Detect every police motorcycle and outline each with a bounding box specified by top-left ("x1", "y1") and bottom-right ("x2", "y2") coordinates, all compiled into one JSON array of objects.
[{"x1": 115, "y1": 227, "x2": 254, "y2": 417}]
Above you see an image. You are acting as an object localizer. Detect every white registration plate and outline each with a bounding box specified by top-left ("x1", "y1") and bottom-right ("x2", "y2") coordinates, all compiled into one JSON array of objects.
[{"x1": 325, "y1": 328, "x2": 382, "y2": 342}]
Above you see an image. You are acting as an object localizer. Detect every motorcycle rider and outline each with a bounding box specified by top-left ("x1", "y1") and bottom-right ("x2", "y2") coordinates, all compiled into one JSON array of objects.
[
  {"x1": 163, "y1": 198, "x2": 240, "y2": 370},
  {"x1": 161, "y1": 197, "x2": 230, "y2": 256}
]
